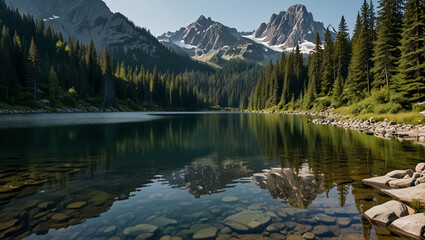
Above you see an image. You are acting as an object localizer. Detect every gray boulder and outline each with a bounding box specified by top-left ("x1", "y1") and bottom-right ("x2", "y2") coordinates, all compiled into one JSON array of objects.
[
  {"x1": 386, "y1": 169, "x2": 414, "y2": 179},
  {"x1": 416, "y1": 163, "x2": 425, "y2": 172},
  {"x1": 364, "y1": 200, "x2": 409, "y2": 227},
  {"x1": 388, "y1": 213, "x2": 425, "y2": 240},
  {"x1": 382, "y1": 184, "x2": 425, "y2": 205},
  {"x1": 388, "y1": 178, "x2": 415, "y2": 189},
  {"x1": 363, "y1": 175, "x2": 397, "y2": 188}
]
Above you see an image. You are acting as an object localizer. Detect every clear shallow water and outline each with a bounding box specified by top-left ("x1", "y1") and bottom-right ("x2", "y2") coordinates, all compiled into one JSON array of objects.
[{"x1": 0, "y1": 113, "x2": 423, "y2": 240}]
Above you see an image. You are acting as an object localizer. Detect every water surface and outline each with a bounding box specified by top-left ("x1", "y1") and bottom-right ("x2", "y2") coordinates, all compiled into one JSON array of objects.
[{"x1": 0, "y1": 113, "x2": 423, "y2": 240}]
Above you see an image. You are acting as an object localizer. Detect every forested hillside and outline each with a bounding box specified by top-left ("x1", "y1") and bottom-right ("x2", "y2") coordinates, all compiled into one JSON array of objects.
[
  {"x1": 0, "y1": 0, "x2": 262, "y2": 110},
  {"x1": 250, "y1": 0, "x2": 425, "y2": 115}
]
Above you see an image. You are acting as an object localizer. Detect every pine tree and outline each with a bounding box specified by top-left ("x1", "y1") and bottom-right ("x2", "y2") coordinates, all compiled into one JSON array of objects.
[
  {"x1": 308, "y1": 33, "x2": 323, "y2": 95},
  {"x1": 48, "y1": 66, "x2": 60, "y2": 103},
  {"x1": 0, "y1": 26, "x2": 11, "y2": 101},
  {"x1": 371, "y1": 0, "x2": 404, "y2": 90},
  {"x1": 397, "y1": 0, "x2": 425, "y2": 103},
  {"x1": 345, "y1": 10, "x2": 370, "y2": 103},
  {"x1": 335, "y1": 16, "x2": 351, "y2": 82},
  {"x1": 321, "y1": 28, "x2": 335, "y2": 95},
  {"x1": 102, "y1": 47, "x2": 114, "y2": 107},
  {"x1": 27, "y1": 38, "x2": 41, "y2": 102}
]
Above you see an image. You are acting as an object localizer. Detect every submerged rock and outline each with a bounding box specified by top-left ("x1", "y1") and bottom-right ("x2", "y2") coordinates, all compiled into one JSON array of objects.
[
  {"x1": 66, "y1": 201, "x2": 87, "y2": 209},
  {"x1": 193, "y1": 227, "x2": 217, "y2": 239},
  {"x1": 150, "y1": 217, "x2": 177, "y2": 228},
  {"x1": 388, "y1": 213, "x2": 425, "y2": 240},
  {"x1": 224, "y1": 210, "x2": 271, "y2": 232},
  {"x1": 222, "y1": 196, "x2": 239, "y2": 203},
  {"x1": 364, "y1": 200, "x2": 409, "y2": 227},
  {"x1": 51, "y1": 213, "x2": 71, "y2": 222},
  {"x1": 123, "y1": 224, "x2": 159, "y2": 236}
]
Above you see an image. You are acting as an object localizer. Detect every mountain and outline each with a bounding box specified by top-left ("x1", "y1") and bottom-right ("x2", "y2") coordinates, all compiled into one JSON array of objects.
[
  {"x1": 246, "y1": 4, "x2": 335, "y2": 54},
  {"x1": 158, "y1": 16, "x2": 280, "y2": 64},
  {"x1": 6, "y1": 0, "x2": 211, "y2": 72}
]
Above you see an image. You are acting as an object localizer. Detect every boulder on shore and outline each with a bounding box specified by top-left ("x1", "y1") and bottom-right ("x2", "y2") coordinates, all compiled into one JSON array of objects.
[
  {"x1": 386, "y1": 169, "x2": 414, "y2": 179},
  {"x1": 416, "y1": 163, "x2": 425, "y2": 172},
  {"x1": 388, "y1": 213, "x2": 425, "y2": 240},
  {"x1": 381, "y1": 184, "x2": 425, "y2": 205},
  {"x1": 363, "y1": 176, "x2": 397, "y2": 188},
  {"x1": 388, "y1": 178, "x2": 415, "y2": 189},
  {"x1": 364, "y1": 200, "x2": 409, "y2": 228}
]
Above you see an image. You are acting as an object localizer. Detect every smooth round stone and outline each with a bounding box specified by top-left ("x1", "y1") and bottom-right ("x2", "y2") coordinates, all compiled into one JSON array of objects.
[
  {"x1": 211, "y1": 208, "x2": 221, "y2": 214},
  {"x1": 136, "y1": 233, "x2": 154, "y2": 240},
  {"x1": 286, "y1": 235, "x2": 304, "y2": 240},
  {"x1": 160, "y1": 236, "x2": 171, "y2": 240},
  {"x1": 270, "y1": 233, "x2": 285, "y2": 239},
  {"x1": 302, "y1": 232, "x2": 315, "y2": 240},
  {"x1": 38, "y1": 201, "x2": 54, "y2": 209},
  {"x1": 123, "y1": 224, "x2": 159, "y2": 236},
  {"x1": 285, "y1": 221, "x2": 297, "y2": 230},
  {"x1": 51, "y1": 213, "x2": 71, "y2": 222},
  {"x1": 222, "y1": 196, "x2": 239, "y2": 203},
  {"x1": 193, "y1": 227, "x2": 217, "y2": 239},
  {"x1": 312, "y1": 226, "x2": 333, "y2": 237},
  {"x1": 220, "y1": 227, "x2": 232, "y2": 234},
  {"x1": 266, "y1": 223, "x2": 286, "y2": 232},
  {"x1": 66, "y1": 201, "x2": 87, "y2": 209},
  {"x1": 337, "y1": 217, "x2": 351, "y2": 227},
  {"x1": 315, "y1": 213, "x2": 336, "y2": 224},
  {"x1": 170, "y1": 237, "x2": 183, "y2": 240},
  {"x1": 104, "y1": 225, "x2": 117, "y2": 234}
]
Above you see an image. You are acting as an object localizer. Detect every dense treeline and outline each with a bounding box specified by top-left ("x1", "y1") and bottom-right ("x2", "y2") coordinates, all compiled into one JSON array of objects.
[
  {"x1": 0, "y1": 0, "x2": 262, "y2": 110},
  {"x1": 250, "y1": 0, "x2": 425, "y2": 114}
]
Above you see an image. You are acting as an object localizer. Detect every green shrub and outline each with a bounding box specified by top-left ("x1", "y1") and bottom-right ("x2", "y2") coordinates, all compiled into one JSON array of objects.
[{"x1": 412, "y1": 199, "x2": 424, "y2": 213}]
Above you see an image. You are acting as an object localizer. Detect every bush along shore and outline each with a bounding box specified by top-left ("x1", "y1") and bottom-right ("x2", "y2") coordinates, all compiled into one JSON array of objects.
[
  {"x1": 363, "y1": 163, "x2": 425, "y2": 240},
  {"x1": 249, "y1": 110, "x2": 425, "y2": 147}
]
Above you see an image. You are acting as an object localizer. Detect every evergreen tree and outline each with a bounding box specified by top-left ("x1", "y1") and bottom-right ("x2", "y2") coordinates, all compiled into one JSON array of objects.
[
  {"x1": 335, "y1": 16, "x2": 351, "y2": 82},
  {"x1": 371, "y1": 0, "x2": 404, "y2": 89},
  {"x1": 102, "y1": 47, "x2": 114, "y2": 107},
  {"x1": 0, "y1": 26, "x2": 11, "y2": 101},
  {"x1": 321, "y1": 28, "x2": 335, "y2": 95},
  {"x1": 48, "y1": 66, "x2": 60, "y2": 103},
  {"x1": 308, "y1": 33, "x2": 323, "y2": 95},
  {"x1": 397, "y1": 0, "x2": 425, "y2": 103},
  {"x1": 345, "y1": 12, "x2": 370, "y2": 103},
  {"x1": 27, "y1": 38, "x2": 41, "y2": 101}
]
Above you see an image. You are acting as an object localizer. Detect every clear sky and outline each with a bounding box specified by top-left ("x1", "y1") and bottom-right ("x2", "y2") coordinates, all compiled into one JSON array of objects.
[{"x1": 102, "y1": 0, "x2": 378, "y2": 37}]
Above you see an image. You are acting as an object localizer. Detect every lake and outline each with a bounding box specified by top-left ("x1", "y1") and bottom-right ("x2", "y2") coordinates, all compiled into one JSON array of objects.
[{"x1": 0, "y1": 112, "x2": 423, "y2": 240}]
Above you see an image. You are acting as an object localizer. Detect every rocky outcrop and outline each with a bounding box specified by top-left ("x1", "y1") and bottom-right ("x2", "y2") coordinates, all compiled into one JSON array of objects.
[
  {"x1": 7, "y1": 0, "x2": 161, "y2": 56},
  {"x1": 388, "y1": 214, "x2": 425, "y2": 240},
  {"x1": 251, "y1": 4, "x2": 334, "y2": 51},
  {"x1": 364, "y1": 201, "x2": 409, "y2": 227},
  {"x1": 363, "y1": 163, "x2": 425, "y2": 239}
]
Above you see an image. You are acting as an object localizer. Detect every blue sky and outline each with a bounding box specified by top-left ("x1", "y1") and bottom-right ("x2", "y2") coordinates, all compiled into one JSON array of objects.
[{"x1": 103, "y1": 0, "x2": 378, "y2": 37}]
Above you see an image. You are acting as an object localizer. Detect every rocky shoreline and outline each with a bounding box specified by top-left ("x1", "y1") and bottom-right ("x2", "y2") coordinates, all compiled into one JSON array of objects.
[
  {"x1": 250, "y1": 110, "x2": 425, "y2": 146},
  {"x1": 363, "y1": 163, "x2": 425, "y2": 240}
]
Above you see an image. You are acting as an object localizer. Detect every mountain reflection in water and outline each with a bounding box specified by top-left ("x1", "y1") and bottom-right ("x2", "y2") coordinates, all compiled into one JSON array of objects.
[{"x1": 0, "y1": 113, "x2": 423, "y2": 239}]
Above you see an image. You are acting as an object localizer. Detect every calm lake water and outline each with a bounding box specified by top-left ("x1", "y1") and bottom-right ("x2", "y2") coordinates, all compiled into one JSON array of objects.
[{"x1": 0, "y1": 112, "x2": 424, "y2": 240}]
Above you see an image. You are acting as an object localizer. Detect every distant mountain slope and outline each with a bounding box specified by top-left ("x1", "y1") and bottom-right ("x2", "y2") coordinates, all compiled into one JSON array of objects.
[
  {"x1": 159, "y1": 16, "x2": 281, "y2": 64},
  {"x1": 246, "y1": 4, "x2": 335, "y2": 54},
  {"x1": 6, "y1": 0, "x2": 211, "y2": 72}
]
